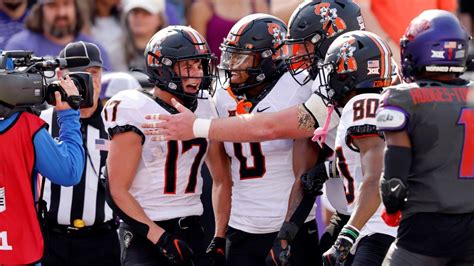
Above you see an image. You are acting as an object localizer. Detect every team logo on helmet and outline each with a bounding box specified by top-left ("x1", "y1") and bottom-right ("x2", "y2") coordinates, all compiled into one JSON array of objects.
[
  {"x1": 146, "y1": 35, "x2": 164, "y2": 66},
  {"x1": 267, "y1": 22, "x2": 286, "y2": 49},
  {"x1": 315, "y1": 3, "x2": 347, "y2": 38},
  {"x1": 336, "y1": 38, "x2": 357, "y2": 73},
  {"x1": 404, "y1": 19, "x2": 430, "y2": 41}
]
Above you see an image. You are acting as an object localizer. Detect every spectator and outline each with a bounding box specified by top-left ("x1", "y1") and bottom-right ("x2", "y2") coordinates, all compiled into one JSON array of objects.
[
  {"x1": 356, "y1": 0, "x2": 457, "y2": 65},
  {"x1": 0, "y1": 74, "x2": 84, "y2": 264},
  {"x1": 0, "y1": 0, "x2": 29, "y2": 49},
  {"x1": 459, "y1": 0, "x2": 474, "y2": 72},
  {"x1": 459, "y1": 0, "x2": 474, "y2": 35},
  {"x1": 5, "y1": 0, "x2": 110, "y2": 70},
  {"x1": 166, "y1": 0, "x2": 192, "y2": 25},
  {"x1": 188, "y1": 0, "x2": 269, "y2": 60},
  {"x1": 122, "y1": 0, "x2": 167, "y2": 71},
  {"x1": 40, "y1": 41, "x2": 120, "y2": 265},
  {"x1": 89, "y1": 0, "x2": 127, "y2": 71},
  {"x1": 269, "y1": 0, "x2": 302, "y2": 24}
]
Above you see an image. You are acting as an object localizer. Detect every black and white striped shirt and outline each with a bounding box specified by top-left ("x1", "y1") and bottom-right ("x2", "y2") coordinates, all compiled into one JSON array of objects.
[{"x1": 40, "y1": 104, "x2": 113, "y2": 226}]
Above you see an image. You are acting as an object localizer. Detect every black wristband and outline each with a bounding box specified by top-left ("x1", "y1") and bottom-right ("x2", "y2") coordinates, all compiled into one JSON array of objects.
[
  {"x1": 66, "y1": 95, "x2": 81, "y2": 110},
  {"x1": 277, "y1": 221, "x2": 299, "y2": 243}
]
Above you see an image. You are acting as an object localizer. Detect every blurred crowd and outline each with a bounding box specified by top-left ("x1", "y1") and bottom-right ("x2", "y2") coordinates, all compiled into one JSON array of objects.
[{"x1": 1, "y1": 0, "x2": 472, "y2": 89}]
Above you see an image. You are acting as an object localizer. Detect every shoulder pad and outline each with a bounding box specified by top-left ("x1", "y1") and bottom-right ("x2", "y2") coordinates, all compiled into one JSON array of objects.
[
  {"x1": 196, "y1": 91, "x2": 218, "y2": 119},
  {"x1": 376, "y1": 107, "x2": 408, "y2": 131},
  {"x1": 303, "y1": 94, "x2": 340, "y2": 130},
  {"x1": 101, "y1": 90, "x2": 150, "y2": 136},
  {"x1": 107, "y1": 89, "x2": 149, "y2": 110}
]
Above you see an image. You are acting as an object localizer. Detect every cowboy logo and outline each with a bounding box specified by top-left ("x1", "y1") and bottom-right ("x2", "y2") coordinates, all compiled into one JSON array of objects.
[
  {"x1": 315, "y1": 3, "x2": 347, "y2": 38},
  {"x1": 267, "y1": 22, "x2": 286, "y2": 49},
  {"x1": 336, "y1": 39, "x2": 357, "y2": 73}
]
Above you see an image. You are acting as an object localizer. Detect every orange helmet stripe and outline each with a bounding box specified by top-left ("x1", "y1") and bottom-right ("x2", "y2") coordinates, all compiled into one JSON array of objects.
[{"x1": 365, "y1": 32, "x2": 391, "y2": 80}]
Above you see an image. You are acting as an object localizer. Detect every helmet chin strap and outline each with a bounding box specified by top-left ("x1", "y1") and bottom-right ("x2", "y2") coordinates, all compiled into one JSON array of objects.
[{"x1": 312, "y1": 104, "x2": 334, "y2": 148}]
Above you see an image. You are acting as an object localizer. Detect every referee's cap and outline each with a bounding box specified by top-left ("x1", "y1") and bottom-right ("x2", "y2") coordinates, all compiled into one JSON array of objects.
[{"x1": 59, "y1": 41, "x2": 104, "y2": 71}]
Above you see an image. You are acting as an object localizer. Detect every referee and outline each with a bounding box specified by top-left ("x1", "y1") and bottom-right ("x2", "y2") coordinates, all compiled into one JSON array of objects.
[{"x1": 40, "y1": 41, "x2": 120, "y2": 265}]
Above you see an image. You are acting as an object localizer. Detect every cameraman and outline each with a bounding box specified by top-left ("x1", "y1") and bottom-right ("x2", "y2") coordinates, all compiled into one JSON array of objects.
[
  {"x1": 40, "y1": 41, "x2": 120, "y2": 266},
  {"x1": 0, "y1": 76, "x2": 84, "y2": 265}
]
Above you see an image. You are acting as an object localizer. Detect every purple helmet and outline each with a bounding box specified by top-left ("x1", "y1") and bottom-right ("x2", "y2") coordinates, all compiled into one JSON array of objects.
[{"x1": 400, "y1": 9, "x2": 470, "y2": 82}]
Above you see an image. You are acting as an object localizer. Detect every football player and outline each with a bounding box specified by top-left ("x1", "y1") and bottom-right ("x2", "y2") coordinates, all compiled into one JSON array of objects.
[
  {"x1": 142, "y1": 1, "x2": 367, "y2": 262},
  {"x1": 140, "y1": 0, "x2": 365, "y2": 151},
  {"x1": 377, "y1": 10, "x2": 474, "y2": 265},
  {"x1": 311, "y1": 30, "x2": 397, "y2": 266},
  {"x1": 278, "y1": 0, "x2": 366, "y2": 258},
  {"x1": 102, "y1": 25, "x2": 225, "y2": 265},
  {"x1": 207, "y1": 14, "x2": 319, "y2": 266}
]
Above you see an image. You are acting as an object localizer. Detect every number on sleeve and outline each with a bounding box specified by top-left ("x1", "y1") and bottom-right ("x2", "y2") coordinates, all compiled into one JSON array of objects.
[
  {"x1": 457, "y1": 108, "x2": 474, "y2": 178},
  {"x1": 103, "y1": 100, "x2": 121, "y2": 122}
]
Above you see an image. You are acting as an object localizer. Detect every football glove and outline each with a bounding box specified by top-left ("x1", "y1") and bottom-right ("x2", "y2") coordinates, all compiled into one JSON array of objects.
[
  {"x1": 322, "y1": 225, "x2": 359, "y2": 266},
  {"x1": 156, "y1": 232, "x2": 193, "y2": 265},
  {"x1": 381, "y1": 209, "x2": 402, "y2": 227},
  {"x1": 278, "y1": 244, "x2": 291, "y2": 266},
  {"x1": 380, "y1": 178, "x2": 407, "y2": 214},
  {"x1": 206, "y1": 237, "x2": 226, "y2": 266},
  {"x1": 301, "y1": 161, "x2": 333, "y2": 197}
]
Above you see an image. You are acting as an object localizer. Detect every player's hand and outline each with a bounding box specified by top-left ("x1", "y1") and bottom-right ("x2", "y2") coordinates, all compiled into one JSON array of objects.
[
  {"x1": 301, "y1": 161, "x2": 329, "y2": 197},
  {"x1": 206, "y1": 237, "x2": 226, "y2": 266},
  {"x1": 142, "y1": 98, "x2": 197, "y2": 141},
  {"x1": 278, "y1": 242, "x2": 291, "y2": 266},
  {"x1": 381, "y1": 208, "x2": 401, "y2": 227},
  {"x1": 322, "y1": 225, "x2": 359, "y2": 266},
  {"x1": 156, "y1": 232, "x2": 193, "y2": 265},
  {"x1": 380, "y1": 178, "x2": 407, "y2": 214},
  {"x1": 55, "y1": 75, "x2": 80, "y2": 111}
]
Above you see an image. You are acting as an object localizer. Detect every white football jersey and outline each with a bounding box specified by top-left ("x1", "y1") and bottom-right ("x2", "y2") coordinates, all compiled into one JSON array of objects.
[
  {"x1": 325, "y1": 93, "x2": 397, "y2": 240},
  {"x1": 102, "y1": 89, "x2": 215, "y2": 221},
  {"x1": 213, "y1": 72, "x2": 315, "y2": 234}
]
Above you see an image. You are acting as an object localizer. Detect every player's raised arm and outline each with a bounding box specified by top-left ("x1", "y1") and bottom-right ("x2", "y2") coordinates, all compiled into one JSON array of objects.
[{"x1": 142, "y1": 94, "x2": 341, "y2": 142}]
